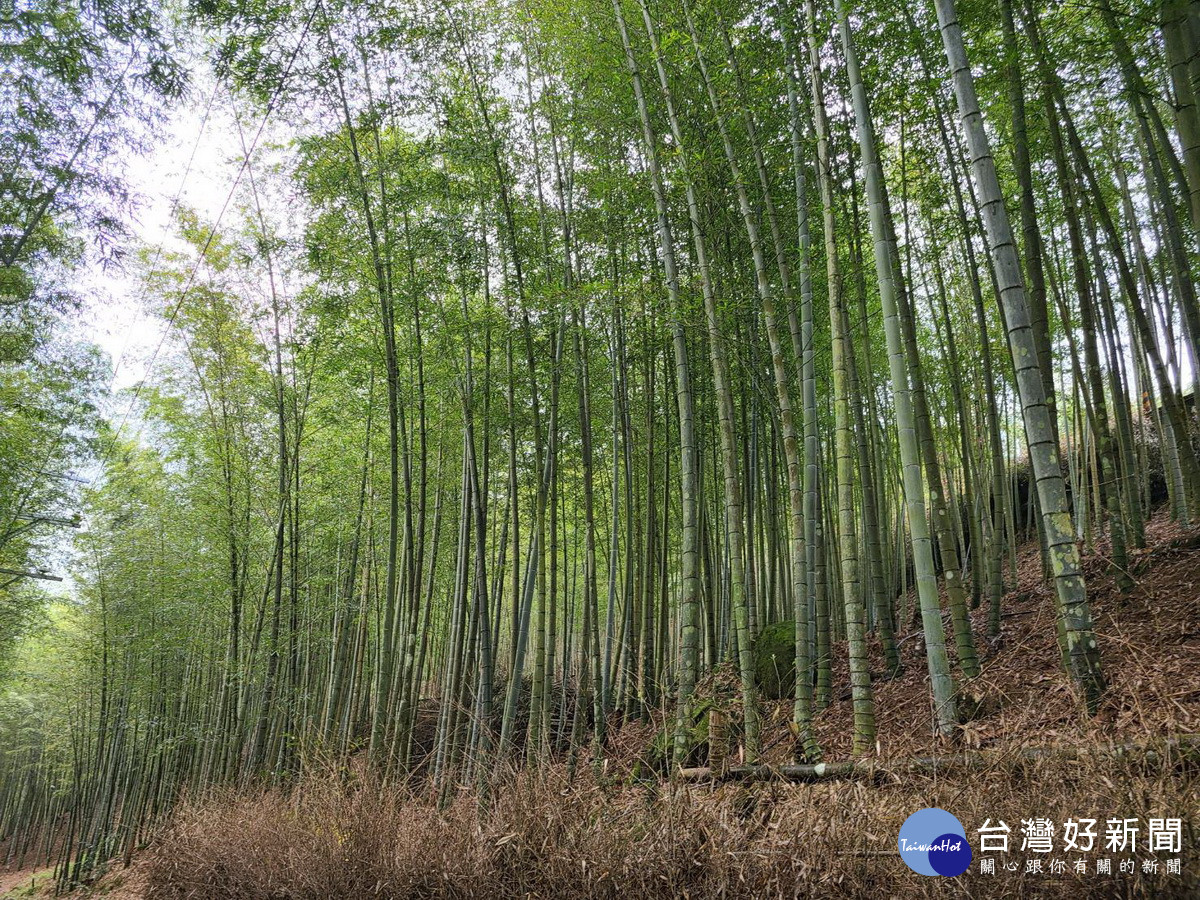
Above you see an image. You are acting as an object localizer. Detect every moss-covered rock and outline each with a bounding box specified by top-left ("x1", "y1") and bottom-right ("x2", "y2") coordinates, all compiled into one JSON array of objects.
[{"x1": 752, "y1": 620, "x2": 795, "y2": 700}]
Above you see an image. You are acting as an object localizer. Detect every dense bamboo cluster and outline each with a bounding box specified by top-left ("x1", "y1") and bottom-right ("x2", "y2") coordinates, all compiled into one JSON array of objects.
[{"x1": 2, "y1": 0, "x2": 1197, "y2": 886}]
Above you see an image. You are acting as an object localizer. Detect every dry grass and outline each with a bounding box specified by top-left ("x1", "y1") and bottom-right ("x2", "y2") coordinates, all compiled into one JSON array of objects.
[{"x1": 143, "y1": 753, "x2": 1197, "y2": 899}]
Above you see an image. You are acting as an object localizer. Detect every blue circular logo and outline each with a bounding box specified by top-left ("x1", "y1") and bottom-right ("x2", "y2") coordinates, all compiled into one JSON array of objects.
[{"x1": 898, "y1": 808, "x2": 972, "y2": 876}]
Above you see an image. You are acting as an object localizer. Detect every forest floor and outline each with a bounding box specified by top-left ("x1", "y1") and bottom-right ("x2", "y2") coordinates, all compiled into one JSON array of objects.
[
  {"x1": 805, "y1": 512, "x2": 1200, "y2": 761},
  {"x1": 4, "y1": 512, "x2": 1199, "y2": 899},
  {"x1": 0, "y1": 868, "x2": 51, "y2": 898}
]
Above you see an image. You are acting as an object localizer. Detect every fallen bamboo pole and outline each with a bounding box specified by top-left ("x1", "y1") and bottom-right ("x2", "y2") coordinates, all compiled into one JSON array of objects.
[{"x1": 675, "y1": 734, "x2": 1200, "y2": 783}]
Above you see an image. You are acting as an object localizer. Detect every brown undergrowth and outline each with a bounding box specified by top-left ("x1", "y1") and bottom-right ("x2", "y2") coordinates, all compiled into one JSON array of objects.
[
  {"x1": 143, "y1": 754, "x2": 1197, "y2": 899},
  {"x1": 125, "y1": 512, "x2": 1200, "y2": 898}
]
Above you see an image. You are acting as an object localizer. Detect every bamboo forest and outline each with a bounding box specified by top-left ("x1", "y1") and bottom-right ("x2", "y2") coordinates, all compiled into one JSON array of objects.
[{"x1": 2, "y1": 0, "x2": 1199, "y2": 895}]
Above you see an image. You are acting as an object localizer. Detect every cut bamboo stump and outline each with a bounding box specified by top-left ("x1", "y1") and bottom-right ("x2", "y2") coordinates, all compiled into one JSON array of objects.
[{"x1": 676, "y1": 734, "x2": 1200, "y2": 783}]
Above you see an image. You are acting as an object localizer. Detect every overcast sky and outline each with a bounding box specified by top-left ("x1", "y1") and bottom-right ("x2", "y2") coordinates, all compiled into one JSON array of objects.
[
  {"x1": 54, "y1": 76, "x2": 274, "y2": 591},
  {"x1": 82, "y1": 75, "x2": 254, "y2": 395}
]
